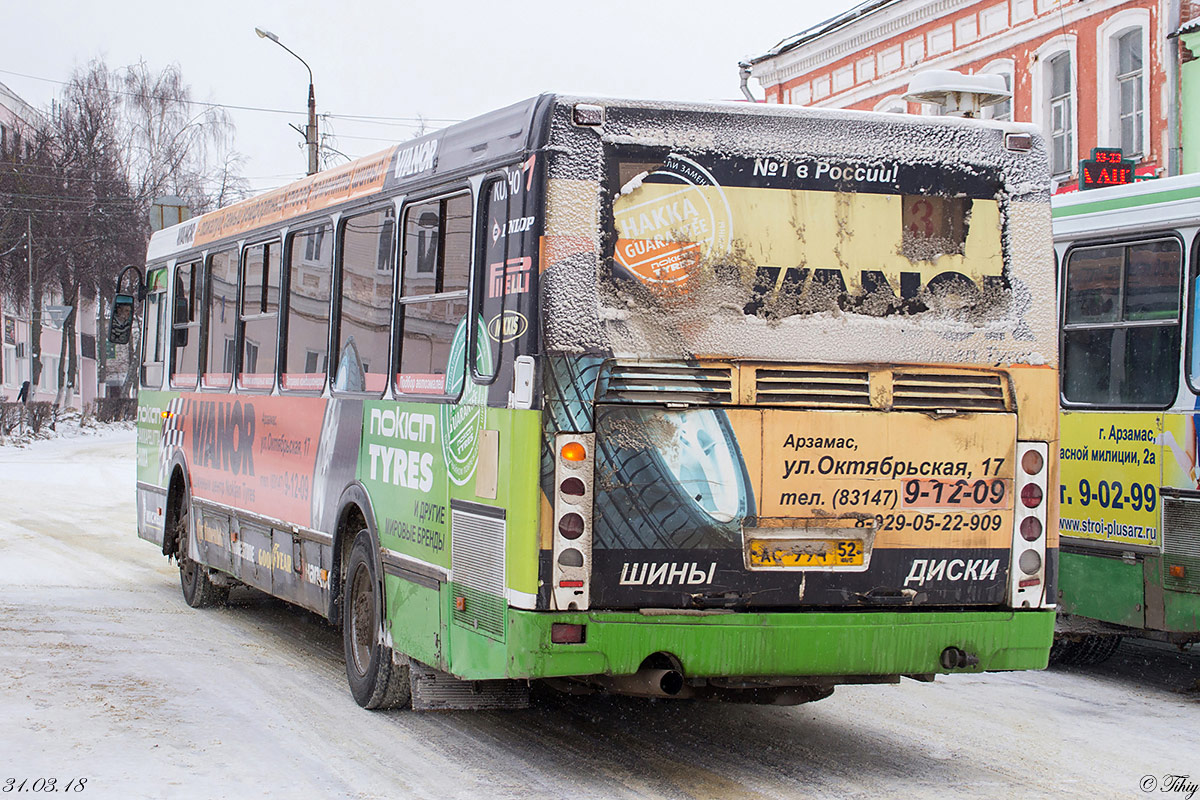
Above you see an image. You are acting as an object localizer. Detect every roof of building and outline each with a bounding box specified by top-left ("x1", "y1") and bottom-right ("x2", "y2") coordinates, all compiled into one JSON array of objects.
[{"x1": 747, "y1": 0, "x2": 901, "y2": 65}]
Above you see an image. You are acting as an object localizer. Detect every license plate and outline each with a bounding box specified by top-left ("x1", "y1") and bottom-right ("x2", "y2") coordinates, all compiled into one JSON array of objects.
[{"x1": 747, "y1": 538, "x2": 865, "y2": 568}]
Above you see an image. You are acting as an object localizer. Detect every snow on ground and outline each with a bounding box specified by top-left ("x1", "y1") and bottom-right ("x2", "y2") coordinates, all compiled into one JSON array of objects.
[{"x1": 0, "y1": 431, "x2": 1198, "y2": 799}]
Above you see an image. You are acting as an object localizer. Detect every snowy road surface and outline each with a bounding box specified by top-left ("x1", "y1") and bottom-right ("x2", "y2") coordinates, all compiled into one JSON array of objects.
[{"x1": 1, "y1": 428, "x2": 1198, "y2": 800}]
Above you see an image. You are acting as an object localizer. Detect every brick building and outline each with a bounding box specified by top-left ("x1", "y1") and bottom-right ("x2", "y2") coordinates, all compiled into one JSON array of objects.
[{"x1": 745, "y1": 0, "x2": 1185, "y2": 191}]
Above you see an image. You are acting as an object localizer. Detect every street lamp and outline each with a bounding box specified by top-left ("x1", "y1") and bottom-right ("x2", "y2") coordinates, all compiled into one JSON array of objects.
[{"x1": 255, "y1": 26, "x2": 319, "y2": 175}]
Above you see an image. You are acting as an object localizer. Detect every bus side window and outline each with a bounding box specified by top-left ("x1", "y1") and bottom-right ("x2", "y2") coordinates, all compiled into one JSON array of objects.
[
  {"x1": 141, "y1": 267, "x2": 168, "y2": 388},
  {"x1": 395, "y1": 194, "x2": 471, "y2": 397},
  {"x1": 1062, "y1": 238, "x2": 1181, "y2": 406},
  {"x1": 202, "y1": 249, "x2": 238, "y2": 390},
  {"x1": 282, "y1": 223, "x2": 333, "y2": 392},
  {"x1": 170, "y1": 261, "x2": 202, "y2": 389},
  {"x1": 238, "y1": 240, "x2": 281, "y2": 392},
  {"x1": 333, "y1": 207, "x2": 394, "y2": 394}
]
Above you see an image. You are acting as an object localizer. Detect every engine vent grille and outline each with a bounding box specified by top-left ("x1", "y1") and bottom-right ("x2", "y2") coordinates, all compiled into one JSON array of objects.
[
  {"x1": 892, "y1": 371, "x2": 1009, "y2": 412},
  {"x1": 598, "y1": 361, "x2": 733, "y2": 405},
  {"x1": 754, "y1": 367, "x2": 871, "y2": 408},
  {"x1": 450, "y1": 500, "x2": 507, "y2": 639},
  {"x1": 1163, "y1": 498, "x2": 1200, "y2": 594}
]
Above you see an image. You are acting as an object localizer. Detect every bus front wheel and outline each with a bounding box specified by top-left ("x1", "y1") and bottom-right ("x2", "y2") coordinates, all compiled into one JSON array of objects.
[{"x1": 342, "y1": 529, "x2": 411, "y2": 709}]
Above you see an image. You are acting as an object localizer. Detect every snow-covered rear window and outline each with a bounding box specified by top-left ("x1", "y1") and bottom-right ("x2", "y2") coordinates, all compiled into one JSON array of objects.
[{"x1": 604, "y1": 148, "x2": 1009, "y2": 322}]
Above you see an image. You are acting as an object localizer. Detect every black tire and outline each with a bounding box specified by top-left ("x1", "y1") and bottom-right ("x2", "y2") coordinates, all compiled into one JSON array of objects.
[
  {"x1": 175, "y1": 488, "x2": 228, "y2": 608},
  {"x1": 1048, "y1": 636, "x2": 1083, "y2": 666},
  {"x1": 343, "y1": 529, "x2": 411, "y2": 709},
  {"x1": 1072, "y1": 634, "x2": 1122, "y2": 665}
]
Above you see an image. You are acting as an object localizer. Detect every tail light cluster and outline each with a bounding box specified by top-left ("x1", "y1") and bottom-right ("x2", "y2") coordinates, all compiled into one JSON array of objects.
[
  {"x1": 1010, "y1": 442, "x2": 1049, "y2": 608},
  {"x1": 552, "y1": 433, "x2": 594, "y2": 611}
]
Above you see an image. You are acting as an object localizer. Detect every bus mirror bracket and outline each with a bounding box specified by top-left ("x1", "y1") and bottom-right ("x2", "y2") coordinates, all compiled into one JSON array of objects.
[{"x1": 108, "y1": 265, "x2": 145, "y2": 346}]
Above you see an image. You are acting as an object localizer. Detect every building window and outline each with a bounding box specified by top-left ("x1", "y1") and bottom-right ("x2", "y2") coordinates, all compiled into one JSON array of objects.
[
  {"x1": 1048, "y1": 52, "x2": 1073, "y2": 176},
  {"x1": 1116, "y1": 28, "x2": 1144, "y2": 157},
  {"x1": 980, "y1": 63, "x2": 1013, "y2": 122}
]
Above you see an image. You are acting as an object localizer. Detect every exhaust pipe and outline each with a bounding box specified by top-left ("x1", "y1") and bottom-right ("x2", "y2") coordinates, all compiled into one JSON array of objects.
[
  {"x1": 599, "y1": 668, "x2": 691, "y2": 698},
  {"x1": 940, "y1": 646, "x2": 980, "y2": 670}
]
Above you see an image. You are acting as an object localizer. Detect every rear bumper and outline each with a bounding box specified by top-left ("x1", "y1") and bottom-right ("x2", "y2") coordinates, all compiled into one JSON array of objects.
[{"x1": 505, "y1": 608, "x2": 1054, "y2": 679}]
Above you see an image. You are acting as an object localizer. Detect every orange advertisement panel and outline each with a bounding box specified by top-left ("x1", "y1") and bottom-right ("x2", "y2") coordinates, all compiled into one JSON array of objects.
[
  {"x1": 181, "y1": 394, "x2": 327, "y2": 524},
  {"x1": 757, "y1": 410, "x2": 1017, "y2": 549}
]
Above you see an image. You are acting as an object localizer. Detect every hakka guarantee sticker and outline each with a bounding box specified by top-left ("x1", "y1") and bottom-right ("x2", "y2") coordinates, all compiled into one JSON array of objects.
[{"x1": 612, "y1": 153, "x2": 732, "y2": 292}]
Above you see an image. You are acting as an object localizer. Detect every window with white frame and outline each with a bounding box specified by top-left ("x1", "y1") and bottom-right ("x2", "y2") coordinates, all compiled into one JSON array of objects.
[
  {"x1": 980, "y1": 61, "x2": 1014, "y2": 122},
  {"x1": 1048, "y1": 52, "x2": 1073, "y2": 175},
  {"x1": 1116, "y1": 28, "x2": 1144, "y2": 156}
]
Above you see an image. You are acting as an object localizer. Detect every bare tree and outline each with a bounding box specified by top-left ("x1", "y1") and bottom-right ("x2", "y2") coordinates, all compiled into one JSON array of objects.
[{"x1": 1, "y1": 58, "x2": 248, "y2": 403}]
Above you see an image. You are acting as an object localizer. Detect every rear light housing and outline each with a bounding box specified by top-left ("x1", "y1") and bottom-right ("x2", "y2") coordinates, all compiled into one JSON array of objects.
[
  {"x1": 1010, "y1": 441, "x2": 1050, "y2": 608},
  {"x1": 552, "y1": 432, "x2": 594, "y2": 611}
]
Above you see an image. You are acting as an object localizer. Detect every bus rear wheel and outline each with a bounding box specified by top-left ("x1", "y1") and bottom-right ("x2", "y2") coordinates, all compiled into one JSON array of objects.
[
  {"x1": 343, "y1": 529, "x2": 411, "y2": 709},
  {"x1": 175, "y1": 490, "x2": 227, "y2": 608}
]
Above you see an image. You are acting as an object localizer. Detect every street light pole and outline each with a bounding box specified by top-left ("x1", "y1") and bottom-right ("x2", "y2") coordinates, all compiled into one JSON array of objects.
[{"x1": 255, "y1": 26, "x2": 319, "y2": 175}]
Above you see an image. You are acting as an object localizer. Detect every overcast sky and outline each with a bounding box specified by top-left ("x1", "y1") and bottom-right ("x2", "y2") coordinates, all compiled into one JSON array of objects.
[{"x1": 2, "y1": 0, "x2": 847, "y2": 196}]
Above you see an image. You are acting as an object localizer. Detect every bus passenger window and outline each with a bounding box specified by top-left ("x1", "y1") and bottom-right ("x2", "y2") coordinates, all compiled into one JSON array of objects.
[
  {"x1": 238, "y1": 241, "x2": 281, "y2": 391},
  {"x1": 1063, "y1": 238, "x2": 1181, "y2": 406},
  {"x1": 202, "y1": 250, "x2": 238, "y2": 389},
  {"x1": 170, "y1": 261, "x2": 202, "y2": 389},
  {"x1": 333, "y1": 208, "x2": 394, "y2": 394},
  {"x1": 395, "y1": 194, "x2": 471, "y2": 396},
  {"x1": 282, "y1": 223, "x2": 332, "y2": 391},
  {"x1": 141, "y1": 267, "x2": 168, "y2": 388}
]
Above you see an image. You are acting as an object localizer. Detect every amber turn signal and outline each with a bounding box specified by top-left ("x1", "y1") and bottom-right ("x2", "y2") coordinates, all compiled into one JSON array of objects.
[{"x1": 560, "y1": 442, "x2": 587, "y2": 462}]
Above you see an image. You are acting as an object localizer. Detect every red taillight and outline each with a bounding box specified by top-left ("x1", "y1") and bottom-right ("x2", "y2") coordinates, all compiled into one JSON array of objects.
[
  {"x1": 1018, "y1": 577, "x2": 1041, "y2": 588},
  {"x1": 560, "y1": 477, "x2": 586, "y2": 496},
  {"x1": 557, "y1": 580, "x2": 584, "y2": 588},
  {"x1": 1020, "y1": 484, "x2": 1043, "y2": 508},
  {"x1": 558, "y1": 513, "x2": 585, "y2": 539},
  {"x1": 1021, "y1": 449, "x2": 1044, "y2": 475},
  {"x1": 1020, "y1": 516, "x2": 1043, "y2": 541},
  {"x1": 551, "y1": 622, "x2": 585, "y2": 643}
]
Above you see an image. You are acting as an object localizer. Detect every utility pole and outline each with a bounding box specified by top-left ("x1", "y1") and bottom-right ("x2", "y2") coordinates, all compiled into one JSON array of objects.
[
  {"x1": 27, "y1": 215, "x2": 33, "y2": 392},
  {"x1": 256, "y1": 27, "x2": 319, "y2": 176}
]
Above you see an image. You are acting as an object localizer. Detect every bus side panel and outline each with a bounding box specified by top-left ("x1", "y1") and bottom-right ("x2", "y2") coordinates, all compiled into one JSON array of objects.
[{"x1": 1058, "y1": 549, "x2": 1145, "y2": 627}]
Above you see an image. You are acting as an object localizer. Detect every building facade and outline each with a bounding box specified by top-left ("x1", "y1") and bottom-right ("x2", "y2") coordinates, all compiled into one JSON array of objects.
[
  {"x1": 747, "y1": 0, "x2": 1184, "y2": 192},
  {"x1": 0, "y1": 80, "x2": 102, "y2": 408}
]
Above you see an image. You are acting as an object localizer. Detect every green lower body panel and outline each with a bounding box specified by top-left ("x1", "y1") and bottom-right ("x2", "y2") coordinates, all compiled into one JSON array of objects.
[
  {"x1": 1057, "y1": 549, "x2": 1145, "y2": 628},
  {"x1": 503, "y1": 609, "x2": 1054, "y2": 680}
]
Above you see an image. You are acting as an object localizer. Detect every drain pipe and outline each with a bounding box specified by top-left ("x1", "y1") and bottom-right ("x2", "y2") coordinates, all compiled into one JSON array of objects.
[{"x1": 738, "y1": 61, "x2": 758, "y2": 103}]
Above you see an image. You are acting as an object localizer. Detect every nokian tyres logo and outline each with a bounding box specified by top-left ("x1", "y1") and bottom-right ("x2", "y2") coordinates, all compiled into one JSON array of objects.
[{"x1": 440, "y1": 318, "x2": 492, "y2": 486}]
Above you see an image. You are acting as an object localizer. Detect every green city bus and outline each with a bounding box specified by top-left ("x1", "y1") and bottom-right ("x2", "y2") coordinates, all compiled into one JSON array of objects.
[
  {"x1": 114, "y1": 95, "x2": 1057, "y2": 709},
  {"x1": 1052, "y1": 173, "x2": 1200, "y2": 663}
]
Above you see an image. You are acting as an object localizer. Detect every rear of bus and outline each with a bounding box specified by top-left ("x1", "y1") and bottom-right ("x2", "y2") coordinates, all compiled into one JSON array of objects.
[{"x1": 522, "y1": 98, "x2": 1057, "y2": 699}]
